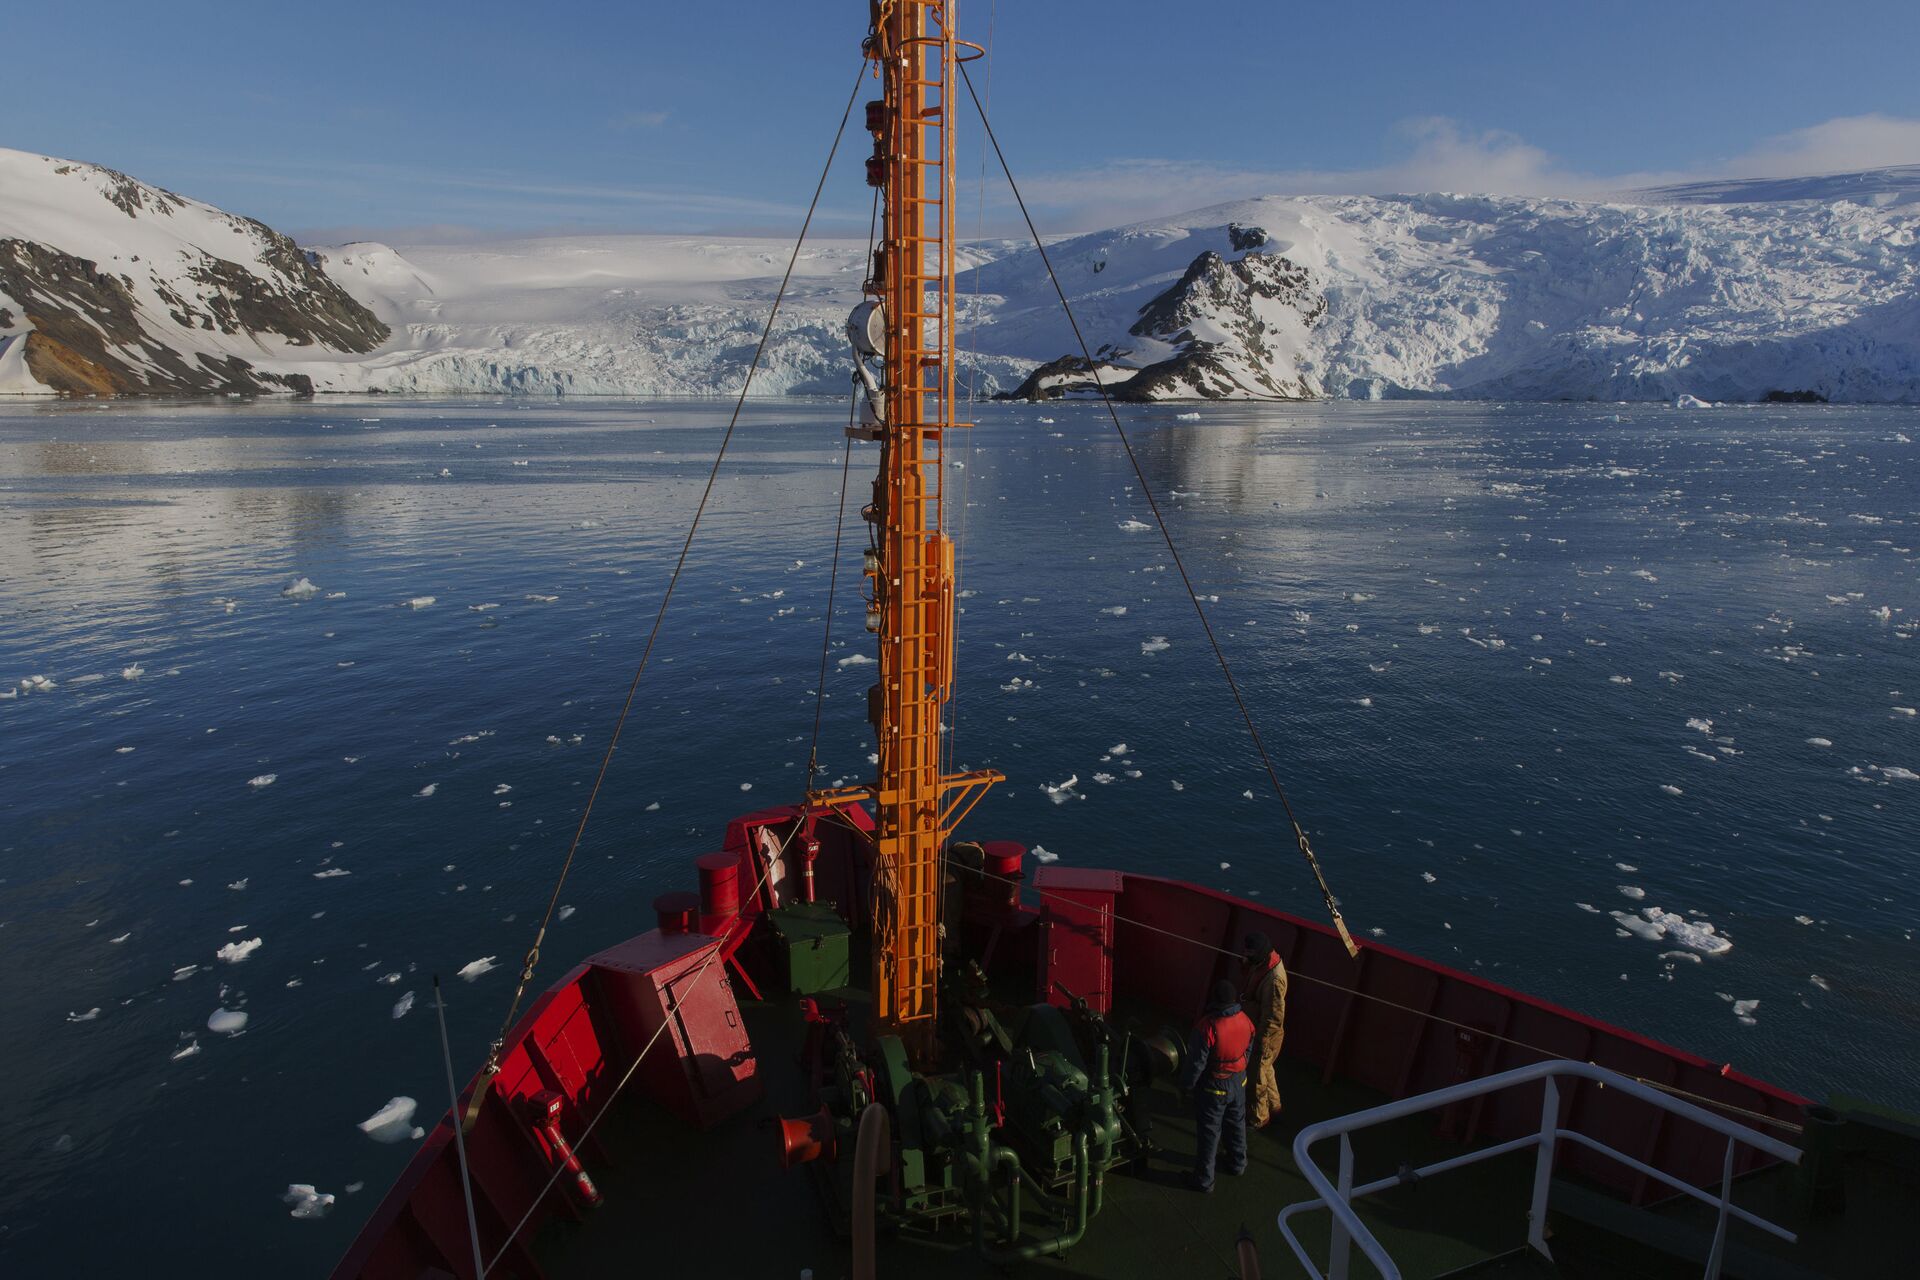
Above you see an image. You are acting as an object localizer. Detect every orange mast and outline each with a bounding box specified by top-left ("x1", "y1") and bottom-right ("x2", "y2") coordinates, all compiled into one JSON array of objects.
[{"x1": 814, "y1": 0, "x2": 997, "y2": 1065}]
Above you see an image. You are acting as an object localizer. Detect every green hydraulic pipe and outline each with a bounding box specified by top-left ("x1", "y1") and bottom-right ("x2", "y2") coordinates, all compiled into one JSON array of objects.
[{"x1": 972, "y1": 1135, "x2": 1091, "y2": 1264}]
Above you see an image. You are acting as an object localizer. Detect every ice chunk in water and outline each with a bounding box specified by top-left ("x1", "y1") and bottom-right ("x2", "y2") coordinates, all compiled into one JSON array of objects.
[
  {"x1": 391, "y1": 992, "x2": 415, "y2": 1020},
  {"x1": 248, "y1": 774, "x2": 277, "y2": 788},
  {"x1": 1141, "y1": 636, "x2": 1170, "y2": 654},
  {"x1": 403, "y1": 596, "x2": 436, "y2": 610},
  {"x1": 284, "y1": 1184, "x2": 335, "y2": 1219},
  {"x1": 217, "y1": 937, "x2": 262, "y2": 963},
  {"x1": 457, "y1": 956, "x2": 498, "y2": 982},
  {"x1": 1041, "y1": 776, "x2": 1080, "y2": 805},
  {"x1": 1118, "y1": 520, "x2": 1152, "y2": 532},
  {"x1": 1030, "y1": 845, "x2": 1059, "y2": 864},
  {"x1": 357, "y1": 1096, "x2": 418, "y2": 1144},
  {"x1": 1618, "y1": 885, "x2": 1645, "y2": 900},
  {"x1": 416, "y1": 783, "x2": 438, "y2": 798},
  {"x1": 121, "y1": 664, "x2": 144, "y2": 680},
  {"x1": 283, "y1": 578, "x2": 320, "y2": 600},
  {"x1": 208, "y1": 1008, "x2": 249, "y2": 1034}
]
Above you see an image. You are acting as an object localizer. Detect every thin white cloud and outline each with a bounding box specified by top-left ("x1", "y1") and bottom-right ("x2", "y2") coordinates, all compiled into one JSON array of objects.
[
  {"x1": 610, "y1": 110, "x2": 670, "y2": 132},
  {"x1": 1008, "y1": 114, "x2": 1920, "y2": 229},
  {"x1": 1728, "y1": 114, "x2": 1920, "y2": 177}
]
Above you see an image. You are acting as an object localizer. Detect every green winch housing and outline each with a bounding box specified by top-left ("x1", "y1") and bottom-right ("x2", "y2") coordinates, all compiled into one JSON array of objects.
[{"x1": 766, "y1": 902, "x2": 852, "y2": 995}]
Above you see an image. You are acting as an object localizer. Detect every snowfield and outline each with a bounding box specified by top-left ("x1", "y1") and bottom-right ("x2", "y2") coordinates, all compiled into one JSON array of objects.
[{"x1": 3, "y1": 145, "x2": 1917, "y2": 402}]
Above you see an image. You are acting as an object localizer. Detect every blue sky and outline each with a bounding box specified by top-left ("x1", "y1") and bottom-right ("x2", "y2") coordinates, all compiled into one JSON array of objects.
[{"x1": 10, "y1": 0, "x2": 1920, "y2": 241}]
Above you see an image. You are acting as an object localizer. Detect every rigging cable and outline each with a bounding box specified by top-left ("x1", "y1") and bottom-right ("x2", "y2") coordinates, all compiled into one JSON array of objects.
[
  {"x1": 956, "y1": 61, "x2": 1361, "y2": 959},
  {"x1": 470, "y1": 60, "x2": 872, "y2": 1122},
  {"x1": 806, "y1": 184, "x2": 882, "y2": 794}
]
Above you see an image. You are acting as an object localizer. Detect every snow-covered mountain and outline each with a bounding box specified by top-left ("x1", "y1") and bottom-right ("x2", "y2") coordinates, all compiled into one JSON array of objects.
[
  {"x1": 0, "y1": 149, "x2": 387, "y2": 395},
  {"x1": 4, "y1": 145, "x2": 1917, "y2": 402},
  {"x1": 977, "y1": 192, "x2": 1920, "y2": 403}
]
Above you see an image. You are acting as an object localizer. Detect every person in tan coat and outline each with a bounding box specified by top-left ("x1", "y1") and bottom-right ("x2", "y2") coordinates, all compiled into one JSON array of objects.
[{"x1": 1241, "y1": 931, "x2": 1288, "y2": 1127}]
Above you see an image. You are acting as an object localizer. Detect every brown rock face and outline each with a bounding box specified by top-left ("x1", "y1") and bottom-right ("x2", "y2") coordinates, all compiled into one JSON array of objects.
[{"x1": 0, "y1": 222, "x2": 384, "y2": 396}]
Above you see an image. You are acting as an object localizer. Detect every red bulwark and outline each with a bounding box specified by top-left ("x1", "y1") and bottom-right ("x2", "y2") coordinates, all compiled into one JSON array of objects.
[
  {"x1": 588, "y1": 930, "x2": 762, "y2": 1129},
  {"x1": 1035, "y1": 867, "x2": 1124, "y2": 1014}
]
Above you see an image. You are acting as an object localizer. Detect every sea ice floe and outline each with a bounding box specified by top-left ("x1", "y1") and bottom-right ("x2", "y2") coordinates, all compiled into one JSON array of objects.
[
  {"x1": 1878, "y1": 766, "x2": 1918, "y2": 781},
  {"x1": 1041, "y1": 776, "x2": 1080, "y2": 805},
  {"x1": 837, "y1": 653, "x2": 875, "y2": 667},
  {"x1": 283, "y1": 577, "x2": 320, "y2": 600},
  {"x1": 1613, "y1": 907, "x2": 1731, "y2": 955},
  {"x1": 208, "y1": 1008, "x2": 249, "y2": 1034},
  {"x1": 248, "y1": 774, "x2": 277, "y2": 788},
  {"x1": 1810, "y1": 975, "x2": 1832, "y2": 992},
  {"x1": 171, "y1": 1039, "x2": 201, "y2": 1060},
  {"x1": 68, "y1": 1008, "x2": 100, "y2": 1023},
  {"x1": 415, "y1": 783, "x2": 438, "y2": 798},
  {"x1": 1618, "y1": 885, "x2": 1645, "y2": 900},
  {"x1": 1140, "y1": 636, "x2": 1170, "y2": 654},
  {"x1": 404, "y1": 596, "x2": 436, "y2": 610},
  {"x1": 217, "y1": 937, "x2": 263, "y2": 963},
  {"x1": 457, "y1": 956, "x2": 499, "y2": 982},
  {"x1": 313, "y1": 867, "x2": 350, "y2": 879},
  {"x1": 121, "y1": 664, "x2": 144, "y2": 680},
  {"x1": 558, "y1": 905, "x2": 575, "y2": 921},
  {"x1": 1030, "y1": 845, "x2": 1059, "y2": 864},
  {"x1": 1807, "y1": 737, "x2": 1833, "y2": 747},
  {"x1": 1660, "y1": 784, "x2": 1683, "y2": 796},
  {"x1": 1099, "y1": 606, "x2": 1128, "y2": 616},
  {"x1": 1175, "y1": 412, "x2": 1202, "y2": 422},
  {"x1": 1118, "y1": 520, "x2": 1151, "y2": 532},
  {"x1": 391, "y1": 992, "x2": 415, "y2": 1019},
  {"x1": 1092, "y1": 772, "x2": 1115, "y2": 785},
  {"x1": 357, "y1": 1096, "x2": 419, "y2": 1144},
  {"x1": 1107, "y1": 743, "x2": 1127, "y2": 756},
  {"x1": 1686, "y1": 718, "x2": 1713, "y2": 735},
  {"x1": 283, "y1": 1185, "x2": 335, "y2": 1220},
  {"x1": 19, "y1": 674, "x2": 57, "y2": 693}
]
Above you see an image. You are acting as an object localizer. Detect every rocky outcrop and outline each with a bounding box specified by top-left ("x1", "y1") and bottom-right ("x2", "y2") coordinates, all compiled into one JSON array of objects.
[
  {"x1": 1004, "y1": 233, "x2": 1327, "y2": 401},
  {"x1": 0, "y1": 149, "x2": 389, "y2": 396}
]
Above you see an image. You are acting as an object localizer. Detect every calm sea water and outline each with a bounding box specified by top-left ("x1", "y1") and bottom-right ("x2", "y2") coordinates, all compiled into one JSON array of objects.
[{"x1": 1, "y1": 397, "x2": 1914, "y2": 1273}]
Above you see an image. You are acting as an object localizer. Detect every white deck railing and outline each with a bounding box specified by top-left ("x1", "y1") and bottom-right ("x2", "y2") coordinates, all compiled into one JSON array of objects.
[{"x1": 1275, "y1": 1058, "x2": 1802, "y2": 1280}]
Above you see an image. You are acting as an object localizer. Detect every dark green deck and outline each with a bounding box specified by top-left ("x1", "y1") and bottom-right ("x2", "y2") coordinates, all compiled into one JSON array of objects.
[{"x1": 528, "y1": 994, "x2": 1908, "y2": 1279}]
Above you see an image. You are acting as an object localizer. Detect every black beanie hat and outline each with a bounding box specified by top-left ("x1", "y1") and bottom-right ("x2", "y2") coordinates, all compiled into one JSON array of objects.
[
  {"x1": 1211, "y1": 978, "x2": 1237, "y2": 1009},
  {"x1": 1244, "y1": 931, "x2": 1272, "y2": 957}
]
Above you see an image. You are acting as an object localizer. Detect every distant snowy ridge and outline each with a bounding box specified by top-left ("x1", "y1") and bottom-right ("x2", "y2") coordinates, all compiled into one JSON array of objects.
[
  {"x1": 0, "y1": 148, "x2": 387, "y2": 396},
  {"x1": 3, "y1": 145, "x2": 1917, "y2": 402},
  {"x1": 979, "y1": 193, "x2": 1920, "y2": 404}
]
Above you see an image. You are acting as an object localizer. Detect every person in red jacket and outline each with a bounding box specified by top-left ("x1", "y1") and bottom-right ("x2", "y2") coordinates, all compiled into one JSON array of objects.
[{"x1": 1178, "y1": 978, "x2": 1255, "y2": 1192}]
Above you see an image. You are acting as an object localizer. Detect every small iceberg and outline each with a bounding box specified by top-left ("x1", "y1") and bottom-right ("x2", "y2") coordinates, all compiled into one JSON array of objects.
[
  {"x1": 282, "y1": 577, "x2": 320, "y2": 600},
  {"x1": 457, "y1": 956, "x2": 499, "y2": 982},
  {"x1": 207, "y1": 1008, "x2": 249, "y2": 1034},
  {"x1": 357, "y1": 1096, "x2": 419, "y2": 1144},
  {"x1": 217, "y1": 937, "x2": 263, "y2": 964},
  {"x1": 283, "y1": 1184, "x2": 336, "y2": 1220}
]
